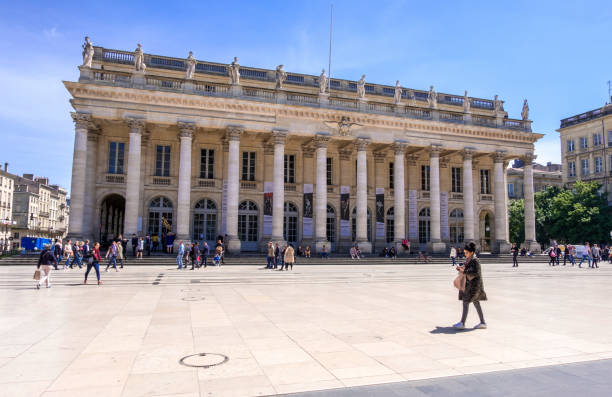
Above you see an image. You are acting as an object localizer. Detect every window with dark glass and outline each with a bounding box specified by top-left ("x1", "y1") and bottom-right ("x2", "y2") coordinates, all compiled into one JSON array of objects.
[
  {"x1": 421, "y1": 165, "x2": 430, "y2": 191},
  {"x1": 284, "y1": 154, "x2": 295, "y2": 183},
  {"x1": 241, "y1": 152, "x2": 256, "y2": 181},
  {"x1": 451, "y1": 167, "x2": 462, "y2": 193},
  {"x1": 155, "y1": 145, "x2": 171, "y2": 176},
  {"x1": 327, "y1": 157, "x2": 333, "y2": 185},
  {"x1": 108, "y1": 142, "x2": 125, "y2": 174},
  {"x1": 199, "y1": 149, "x2": 214, "y2": 179},
  {"x1": 389, "y1": 162, "x2": 394, "y2": 189},
  {"x1": 480, "y1": 169, "x2": 490, "y2": 194}
]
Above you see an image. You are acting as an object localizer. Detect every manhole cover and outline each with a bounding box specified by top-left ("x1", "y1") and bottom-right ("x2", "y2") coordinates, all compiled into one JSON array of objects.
[
  {"x1": 181, "y1": 296, "x2": 206, "y2": 301},
  {"x1": 179, "y1": 353, "x2": 229, "y2": 368}
]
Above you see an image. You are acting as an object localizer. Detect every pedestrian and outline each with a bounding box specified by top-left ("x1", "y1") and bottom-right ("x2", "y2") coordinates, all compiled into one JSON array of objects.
[
  {"x1": 320, "y1": 244, "x2": 329, "y2": 259},
  {"x1": 63, "y1": 239, "x2": 73, "y2": 270},
  {"x1": 283, "y1": 244, "x2": 295, "y2": 270},
  {"x1": 555, "y1": 244, "x2": 561, "y2": 265},
  {"x1": 84, "y1": 242, "x2": 102, "y2": 285},
  {"x1": 145, "y1": 235, "x2": 152, "y2": 256},
  {"x1": 297, "y1": 245, "x2": 304, "y2": 257},
  {"x1": 389, "y1": 246, "x2": 397, "y2": 259},
  {"x1": 117, "y1": 239, "x2": 125, "y2": 269},
  {"x1": 563, "y1": 244, "x2": 570, "y2": 266},
  {"x1": 131, "y1": 234, "x2": 138, "y2": 257},
  {"x1": 569, "y1": 245, "x2": 576, "y2": 265},
  {"x1": 201, "y1": 241, "x2": 209, "y2": 268},
  {"x1": 137, "y1": 237, "x2": 144, "y2": 259},
  {"x1": 578, "y1": 243, "x2": 591, "y2": 268},
  {"x1": 177, "y1": 240, "x2": 184, "y2": 269},
  {"x1": 190, "y1": 242, "x2": 200, "y2": 270},
  {"x1": 304, "y1": 246, "x2": 311, "y2": 258},
  {"x1": 450, "y1": 246, "x2": 457, "y2": 266},
  {"x1": 36, "y1": 243, "x2": 57, "y2": 289},
  {"x1": 350, "y1": 246, "x2": 358, "y2": 260},
  {"x1": 274, "y1": 243, "x2": 280, "y2": 269},
  {"x1": 73, "y1": 241, "x2": 83, "y2": 269},
  {"x1": 591, "y1": 244, "x2": 600, "y2": 269},
  {"x1": 105, "y1": 241, "x2": 118, "y2": 272},
  {"x1": 453, "y1": 242, "x2": 487, "y2": 330},
  {"x1": 53, "y1": 239, "x2": 62, "y2": 270},
  {"x1": 511, "y1": 243, "x2": 519, "y2": 267},
  {"x1": 166, "y1": 232, "x2": 175, "y2": 254},
  {"x1": 266, "y1": 241, "x2": 275, "y2": 269},
  {"x1": 548, "y1": 246, "x2": 557, "y2": 266},
  {"x1": 215, "y1": 239, "x2": 224, "y2": 265}
]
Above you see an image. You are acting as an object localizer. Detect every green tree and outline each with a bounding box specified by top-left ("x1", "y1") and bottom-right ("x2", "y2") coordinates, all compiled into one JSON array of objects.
[
  {"x1": 534, "y1": 186, "x2": 559, "y2": 246},
  {"x1": 508, "y1": 199, "x2": 525, "y2": 245}
]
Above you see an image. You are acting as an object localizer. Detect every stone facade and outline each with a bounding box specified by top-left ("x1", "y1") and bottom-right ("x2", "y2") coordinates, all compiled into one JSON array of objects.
[
  {"x1": 558, "y1": 101, "x2": 612, "y2": 204},
  {"x1": 0, "y1": 165, "x2": 15, "y2": 251},
  {"x1": 507, "y1": 163, "x2": 563, "y2": 199},
  {"x1": 64, "y1": 42, "x2": 543, "y2": 254}
]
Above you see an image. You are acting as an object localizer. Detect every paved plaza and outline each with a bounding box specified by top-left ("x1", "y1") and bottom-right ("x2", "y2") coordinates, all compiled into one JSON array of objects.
[{"x1": 0, "y1": 261, "x2": 611, "y2": 396}]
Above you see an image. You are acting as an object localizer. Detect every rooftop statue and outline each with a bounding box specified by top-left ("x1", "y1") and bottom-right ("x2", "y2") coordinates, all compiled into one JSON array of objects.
[
  {"x1": 134, "y1": 44, "x2": 146, "y2": 72},
  {"x1": 357, "y1": 74, "x2": 366, "y2": 99},
  {"x1": 275, "y1": 64, "x2": 287, "y2": 89},
  {"x1": 318, "y1": 69, "x2": 328, "y2": 94},
  {"x1": 494, "y1": 95, "x2": 502, "y2": 115},
  {"x1": 394, "y1": 80, "x2": 402, "y2": 105},
  {"x1": 427, "y1": 85, "x2": 437, "y2": 109},
  {"x1": 228, "y1": 57, "x2": 240, "y2": 85},
  {"x1": 408, "y1": 90, "x2": 416, "y2": 106},
  {"x1": 463, "y1": 90, "x2": 471, "y2": 113},
  {"x1": 185, "y1": 51, "x2": 196, "y2": 79},
  {"x1": 81, "y1": 36, "x2": 94, "y2": 68},
  {"x1": 521, "y1": 99, "x2": 529, "y2": 120}
]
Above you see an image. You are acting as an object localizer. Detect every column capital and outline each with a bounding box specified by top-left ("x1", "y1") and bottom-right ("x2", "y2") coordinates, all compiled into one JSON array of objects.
[
  {"x1": 314, "y1": 134, "x2": 331, "y2": 148},
  {"x1": 71, "y1": 112, "x2": 94, "y2": 130},
  {"x1": 226, "y1": 125, "x2": 244, "y2": 141},
  {"x1": 462, "y1": 147, "x2": 476, "y2": 160},
  {"x1": 522, "y1": 152, "x2": 537, "y2": 165},
  {"x1": 125, "y1": 117, "x2": 145, "y2": 133},
  {"x1": 355, "y1": 137, "x2": 370, "y2": 151},
  {"x1": 178, "y1": 121, "x2": 196, "y2": 139},
  {"x1": 272, "y1": 129, "x2": 288, "y2": 144},
  {"x1": 393, "y1": 141, "x2": 408, "y2": 155},
  {"x1": 429, "y1": 144, "x2": 442, "y2": 158},
  {"x1": 493, "y1": 150, "x2": 507, "y2": 163}
]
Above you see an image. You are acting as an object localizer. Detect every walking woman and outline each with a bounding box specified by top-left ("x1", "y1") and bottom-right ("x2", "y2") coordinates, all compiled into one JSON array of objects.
[
  {"x1": 282, "y1": 244, "x2": 295, "y2": 271},
  {"x1": 84, "y1": 242, "x2": 102, "y2": 285},
  {"x1": 453, "y1": 242, "x2": 487, "y2": 330},
  {"x1": 36, "y1": 244, "x2": 57, "y2": 289}
]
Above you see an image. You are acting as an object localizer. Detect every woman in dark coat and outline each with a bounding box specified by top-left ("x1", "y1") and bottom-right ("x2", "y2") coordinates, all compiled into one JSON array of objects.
[{"x1": 454, "y1": 242, "x2": 487, "y2": 329}]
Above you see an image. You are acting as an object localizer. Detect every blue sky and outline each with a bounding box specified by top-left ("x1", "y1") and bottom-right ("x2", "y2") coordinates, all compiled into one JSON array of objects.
[{"x1": 1, "y1": 1, "x2": 610, "y2": 193}]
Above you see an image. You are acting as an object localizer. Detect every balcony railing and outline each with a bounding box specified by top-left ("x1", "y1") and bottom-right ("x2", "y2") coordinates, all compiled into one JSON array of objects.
[
  {"x1": 152, "y1": 177, "x2": 172, "y2": 186},
  {"x1": 196, "y1": 179, "x2": 216, "y2": 188},
  {"x1": 240, "y1": 182, "x2": 257, "y2": 190},
  {"x1": 420, "y1": 191, "x2": 430, "y2": 199},
  {"x1": 105, "y1": 174, "x2": 125, "y2": 184},
  {"x1": 561, "y1": 105, "x2": 612, "y2": 128},
  {"x1": 479, "y1": 194, "x2": 493, "y2": 201}
]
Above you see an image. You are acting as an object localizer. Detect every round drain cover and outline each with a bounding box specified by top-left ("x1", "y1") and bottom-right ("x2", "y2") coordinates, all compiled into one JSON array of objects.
[{"x1": 179, "y1": 353, "x2": 229, "y2": 368}]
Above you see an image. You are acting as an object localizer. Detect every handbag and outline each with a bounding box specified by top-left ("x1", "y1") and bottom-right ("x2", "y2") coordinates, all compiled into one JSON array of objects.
[
  {"x1": 453, "y1": 273, "x2": 466, "y2": 292},
  {"x1": 33, "y1": 269, "x2": 41, "y2": 280}
]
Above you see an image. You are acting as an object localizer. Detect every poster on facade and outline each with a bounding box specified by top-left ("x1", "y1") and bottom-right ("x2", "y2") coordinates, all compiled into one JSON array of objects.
[
  {"x1": 263, "y1": 182, "x2": 273, "y2": 236},
  {"x1": 408, "y1": 189, "x2": 418, "y2": 240},
  {"x1": 340, "y1": 185, "x2": 350, "y2": 237},
  {"x1": 441, "y1": 191, "x2": 449, "y2": 240},
  {"x1": 303, "y1": 184, "x2": 313, "y2": 237},
  {"x1": 221, "y1": 179, "x2": 228, "y2": 235},
  {"x1": 376, "y1": 188, "x2": 385, "y2": 238}
]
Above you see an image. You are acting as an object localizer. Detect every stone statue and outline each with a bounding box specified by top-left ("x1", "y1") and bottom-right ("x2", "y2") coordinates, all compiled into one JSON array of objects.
[
  {"x1": 318, "y1": 69, "x2": 328, "y2": 94},
  {"x1": 134, "y1": 44, "x2": 146, "y2": 72},
  {"x1": 493, "y1": 95, "x2": 502, "y2": 115},
  {"x1": 228, "y1": 57, "x2": 240, "y2": 85},
  {"x1": 185, "y1": 51, "x2": 196, "y2": 79},
  {"x1": 275, "y1": 64, "x2": 287, "y2": 89},
  {"x1": 81, "y1": 36, "x2": 94, "y2": 68},
  {"x1": 463, "y1": 90, "x2": 471, "y2": 113},
  {"x1": 408, "y1": 90, "x2": 416, "y2": 106},
  {"x1": 427, "y1": 85, "x2": 437, "y2": 109},
  {"x1": 393, "y1": 80, "x2": 402, "y2": 105},
  {"x1": 357, "y1": 74, "x2": 366, "y2": 99},
  {"x1": 521, "y1": 99, "x2": 529, "y2": 120}
]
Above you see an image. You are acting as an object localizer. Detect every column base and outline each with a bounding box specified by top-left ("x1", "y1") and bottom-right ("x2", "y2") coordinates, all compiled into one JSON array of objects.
[
  {"x1": 523, "y1": 240, "x2": 541, "y2": 254},
  {"x1": 426, "y1": 240, "x2": 447, "y2": 254},
  {"x1": 226, "y1": 236, "x2": 241, "y2": 254},
  {"x1": 355, "y1": 241, "x2": 372, "y2": 254},
  {"x1": 492, "y1": 240, "x2": 511, "y2": 254},
  {"x1": 314, "y1": 240, "x2": 330, "y2": 254}
]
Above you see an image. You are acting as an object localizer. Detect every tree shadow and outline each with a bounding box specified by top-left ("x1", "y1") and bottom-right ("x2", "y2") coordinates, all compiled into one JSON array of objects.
[{"x1": 430, "y1": 326, "x2": 475, "y2": 334}]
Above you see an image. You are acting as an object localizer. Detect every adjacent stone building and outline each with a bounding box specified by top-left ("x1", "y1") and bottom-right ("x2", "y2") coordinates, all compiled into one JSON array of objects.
[
  {"x1": 64, "y1": 39, "x2": 543, "y2": 254},
  {"x1": 0, "y1": 164, "x2": 15, "y2": 251},
  {"x1": 558, "y1": 100, "x2": 612, "y2": 204},
  {"x1": 507, "y1": 161, "x2": 563, "y2": 199}
]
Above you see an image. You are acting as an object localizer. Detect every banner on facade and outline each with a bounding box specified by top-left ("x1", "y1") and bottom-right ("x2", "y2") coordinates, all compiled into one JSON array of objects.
[
  {"x1": 376, "y1": 188, "x2": 385, "y2": 238},
  {"x1": 221, "y1": 180, "x2": 228, "y2": 235},
  {"x1": 303, "y1": 184, "x2": 313, "y2": 237},
  {"x1": 408, "y1": 189, "x2": 418, "y2": 240},
  {"x1": 263, "y1": 182, "x2": 273, "y2": 236},
  {"x1": 441, "y1": 191, "x2": 449, "y2": 241},
  {"x1": 340, "y1": 185, "x2": 350, "y2": 237}
]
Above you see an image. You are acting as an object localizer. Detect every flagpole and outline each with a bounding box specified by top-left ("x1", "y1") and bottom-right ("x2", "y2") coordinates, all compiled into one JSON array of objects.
[{"x1": 327, "y1": 3, "x2": 333, "y2": 93}]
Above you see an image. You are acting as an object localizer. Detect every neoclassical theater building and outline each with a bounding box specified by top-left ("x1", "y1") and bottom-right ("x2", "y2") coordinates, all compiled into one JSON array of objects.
[{"x1": 65, "y1": 39, "x2": 543, "y2": 254}]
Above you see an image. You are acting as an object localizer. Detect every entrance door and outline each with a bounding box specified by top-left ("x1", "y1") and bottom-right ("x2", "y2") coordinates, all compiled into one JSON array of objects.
[
  {"x1": 238, "y1": 201, "x2": 259, "y2": 251},
  {"x1": 148, "y1": 197, "x2": 174, "y2": 247},
  {"x1": 193, "y1": 199, "x2": 217, "y2": 247},
  {"x1": 99, "y1": 194, "x2": 126, "y2": 243},
  {"x1": 283, "y1": 202, "x2": 298, "y2": 246}
]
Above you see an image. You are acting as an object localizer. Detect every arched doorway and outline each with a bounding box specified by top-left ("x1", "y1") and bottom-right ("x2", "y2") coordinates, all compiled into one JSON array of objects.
[
  {"x1": 238, "y1": 200, "x2": 259, "y2": 251},
  {"x1": 99, "y1": 194, "x2": 125, "y2": 243},
  {"x1": 386, "y1": 207, "x2": 394, "y2": 243},
  {"x1": 193, "y1": 198, "x2": 217, "y2": 246},
  {"x1": 419, "y1": 207, "x2": 430, "y2": 250},
  {"x1": 326, "y1": 204, "x2": 337, "y2": 251},
  {"x1": 351, "y1": 207, "x2": 372, "y2": 242},
  {"x1": 147, "y1": 197, "x2": 173, "y2": 245},
  {"x1": 479, "y1": 210, "x2": 494, "y2": 252},
  {"x1": 283, "y1": 202, "x2": 298, "y2": 246},
  {"x1": 449, "y1": 208, "x2": 464, "y2": 245}
]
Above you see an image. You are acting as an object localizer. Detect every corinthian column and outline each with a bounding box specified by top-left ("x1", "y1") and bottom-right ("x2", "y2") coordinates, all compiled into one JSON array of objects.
[
  {"x1": 177, "y1": 122, "x2": 195, "y2": 241},
  {"x1": 314, "y1": 134, "x2": 330, "y2": 253},
  {"x1": 272, "y1": 130, "x2": 287, "y2": 244},
  {"x1": 522, "y1": 152, "x2": 541, "y2": 253},
  {"x1": 84, "y1": 131, "x2": 98, "y2": 240},
  {"x1": 124, "y1": 117, "x2": 145, "y2": 236},
  {"x1": 68, "y1": 112, "x2": 92, "y2": 239},
  {"x1": 462, "y1": 148, "x2": 475, "y2": 243},
  {"x1": 355, "y1": 138, "x2": 372, "y2": 253},
  {"x1": 393, "y1": 141, "x2": 407, "y2": 255},
  {"x1": 428, "y1": 145, "x2": 445, "y2": 253},
  {"x1": 493, "y1": 151, "x2": 510, "y2": 253},
  {"x1": 226, "y1": 126, "x2": 243, "y2": 253}
]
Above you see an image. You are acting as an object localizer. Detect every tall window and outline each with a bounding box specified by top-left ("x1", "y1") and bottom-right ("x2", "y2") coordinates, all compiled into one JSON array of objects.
[
  {"x1": 326, "y1": 205, "x2": 336, "y2": 243},
  {"x1": 593, "y1": 133, "x2": 602, "y2": 146},
  {"x1": 569, "y1": 161, "x2": 576, "y2": 177},
  {"x1": 155, "y1": 145, "x2": 171, "y2": 176},
  {"x1": 241, "y1": 152, "x2": 256, "y2": 181},
  {"x1": 283, "y1": 202, "x2": 298, "y2": 243},
  {"x1": 421, "y1": 165, "x2": 430, "y2": 191},
  {"x1": 608, "y1": 131, "x2": 612, "y2": 146},
  {"x1": 192, "y1": 199, "x2": 217, "y2": 241},
  {"x1": 508, "y1": 183, "x2": 514, "y2": 198},
  {"x1": 580, "y1": 137, "x2": 588, "y2": 149},
  {"x1": 581, "y1": 159, "x2": 589, "y2": 175},
  {"x1": 284, "y1": 154, "x2": 295, "y2": 183},
  {"x1": 108, "y1": 142, "x2": 125, "y2": 174},
  {"x1": 595, "y1": 156, "x2": 602, "y2": 173},
  {"x1": 389, "y1": 162, "x2": 394, "y2": 189},
  {"x1": 480, "y1": 169, "x2": 490, "y2": 194},
  {"x1": 386, "y1": 207, "x2": 394, "y2": 243},
  {"x1": 419, "y1": 208, "x2": 430, "y2": 244},
  {"x1": 200, "y1": 149, "x2": 214, "y2": 179},
  {"x1": 451, "y1": 167, "x2": 462, "y2": 193},
  {"x1": 567, "y1": 140, "x2": 575, "y2": 152},
  {"x1": 326, "y1": 157, "x2": 333, "y2": 185},
  {"x1": 449, "y1": 209, "x2": 464, "y2": 244}
]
